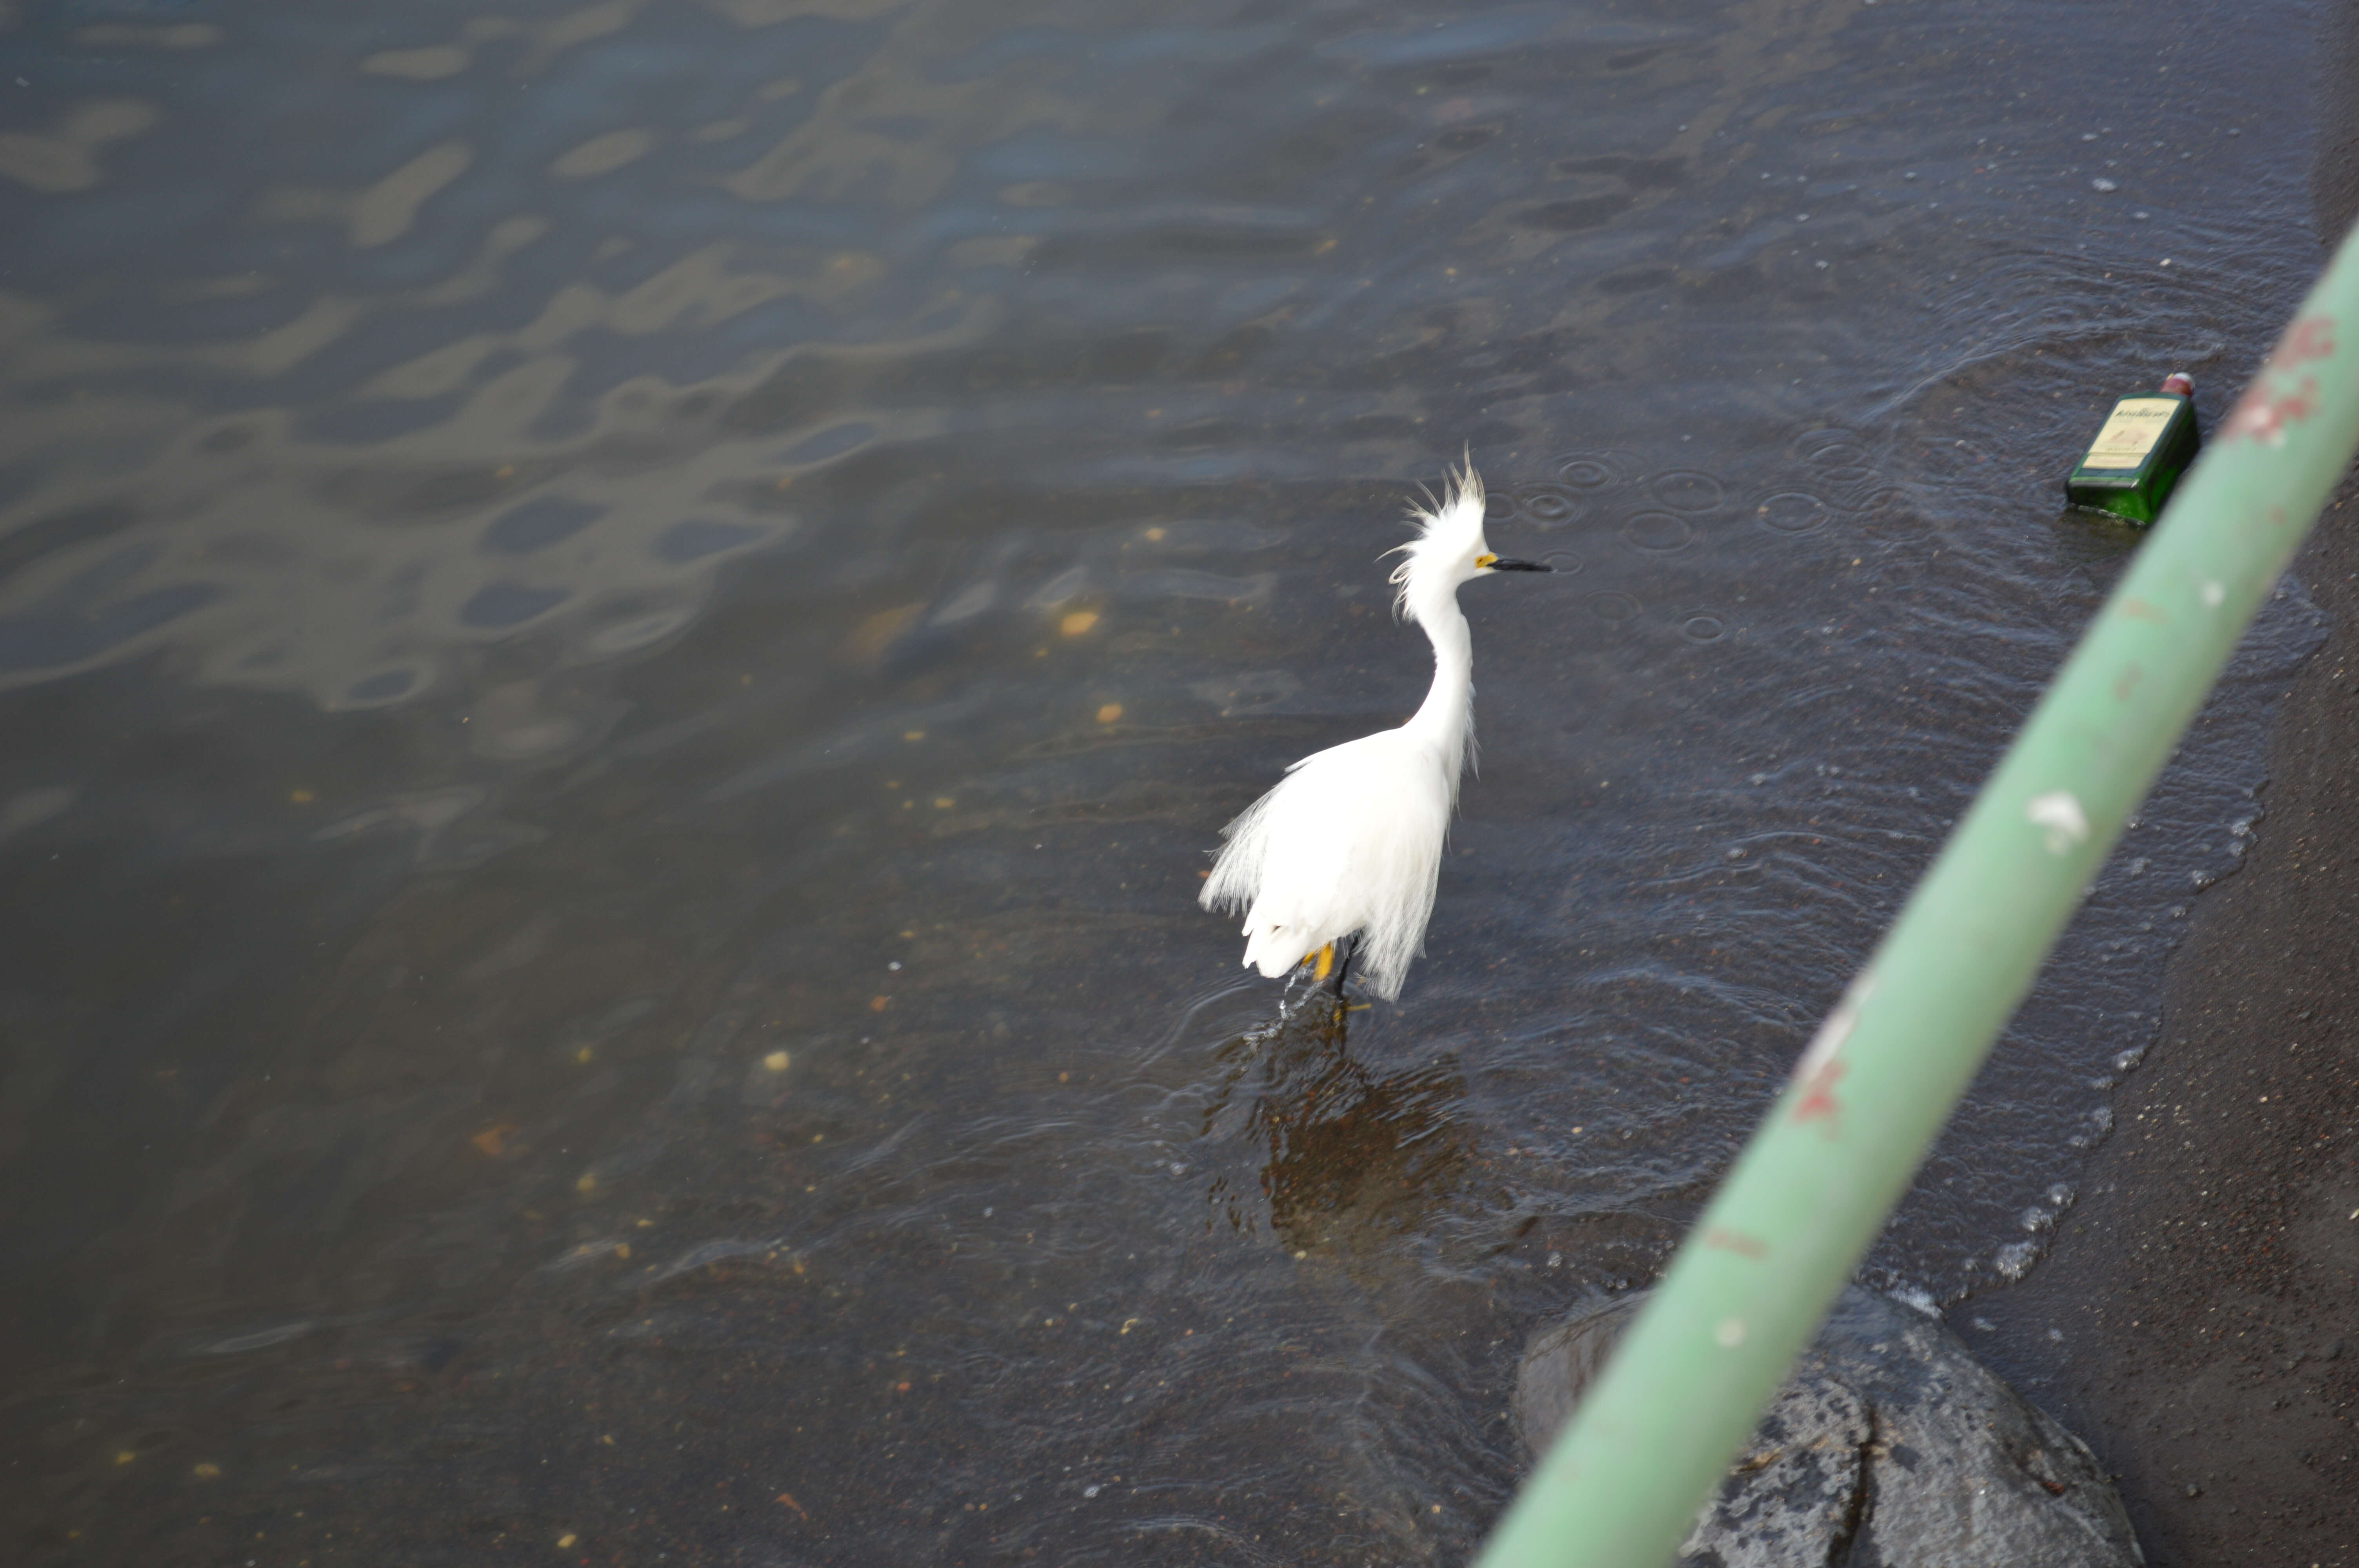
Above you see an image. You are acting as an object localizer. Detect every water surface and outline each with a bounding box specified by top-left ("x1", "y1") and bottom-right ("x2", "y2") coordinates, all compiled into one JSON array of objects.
[{"x1": 0, "y1": 0, "x2": 2326, "y2": 1560}]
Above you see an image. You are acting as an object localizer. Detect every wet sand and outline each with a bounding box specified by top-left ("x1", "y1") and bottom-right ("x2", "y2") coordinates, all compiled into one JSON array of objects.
[
  {"x1": 1969, "y1": 483, "x2": 2359, "y2": 1568},
  {"x1": 1965, "y1": 23, "x2": 2359, "y2": 1560}
]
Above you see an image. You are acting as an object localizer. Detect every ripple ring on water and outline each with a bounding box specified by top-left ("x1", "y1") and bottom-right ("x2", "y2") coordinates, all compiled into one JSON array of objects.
[
  {"x1": 1679, "y1": 612, "x2": 1727, "y2": 643},
  {"x1": 1587, "y1": 590, "x2": 1641, "y2": 624},
  {"x1": 1519, "y1": 485, "x2": 1580, "y2": 525},
  {"x1": 1555, "y1": 450, "x2": 1632, "y2": 490},
  {"x1": 1621, "y1": 511, "x2": 1693, "y2": 552},
  {"x1": 1860, "y1": 487, "x2": 1932, "y2": 540},
  {"x1": 1756, "y1": 492, "x2": 1829, "y2": 534},
  {"x1": 1792, "y1": 428, "x2": 1868, "y2": 466},
  {"x1": 1648, "y1": 470, "x2": 1725, "y2": 512}
]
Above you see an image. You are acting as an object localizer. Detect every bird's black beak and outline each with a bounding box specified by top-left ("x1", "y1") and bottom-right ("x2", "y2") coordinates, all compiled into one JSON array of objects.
[{"x1": 1486, "y1": 557, "x2": 1551, "y2": 572}]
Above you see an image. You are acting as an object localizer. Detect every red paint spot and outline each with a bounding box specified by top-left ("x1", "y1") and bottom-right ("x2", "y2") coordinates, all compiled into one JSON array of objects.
[
  {"x1": 1792, "y1": 1059, "x2": 1846, "y2": 1134},
  {"x1": 2226, "y1": 376, "x2": 2321, "y2": 446},
  {"x1": 2225, "y1": 314, "x2": 2337, "y2": 446},
  {"x1": 2277, "y1": 314, "x2": 2336, "y2": 368},
  {"x1": 1704, "y1": 1227, "x2": 1771, "y2": 1259}
]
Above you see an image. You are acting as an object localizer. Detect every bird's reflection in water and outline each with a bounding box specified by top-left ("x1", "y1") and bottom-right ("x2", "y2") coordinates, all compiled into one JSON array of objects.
[{"x1": 1199, "y1": 991, "x2": 1470, "y2": 1256}]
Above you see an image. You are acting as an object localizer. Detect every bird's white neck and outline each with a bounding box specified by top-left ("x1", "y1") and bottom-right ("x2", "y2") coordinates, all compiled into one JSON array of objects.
[{"x1": 1402, "y1": 591, "x2": 1474, "y2": 787}]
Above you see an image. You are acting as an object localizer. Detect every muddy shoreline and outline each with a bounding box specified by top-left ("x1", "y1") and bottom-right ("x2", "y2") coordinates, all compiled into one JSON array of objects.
[{"x1": 1966, "y1": 482, "x2": 2359, "y2": 1568}]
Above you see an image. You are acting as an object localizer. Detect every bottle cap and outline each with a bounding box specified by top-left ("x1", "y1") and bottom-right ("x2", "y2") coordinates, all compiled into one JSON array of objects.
[{"x1": 2160, "y1": 372, "x2": 2195, "y2": 397}]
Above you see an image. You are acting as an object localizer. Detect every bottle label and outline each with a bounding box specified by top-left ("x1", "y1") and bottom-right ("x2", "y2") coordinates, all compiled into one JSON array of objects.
[{"x1": 2082, "y1": 397, "x2": 2178, "y2": 468}]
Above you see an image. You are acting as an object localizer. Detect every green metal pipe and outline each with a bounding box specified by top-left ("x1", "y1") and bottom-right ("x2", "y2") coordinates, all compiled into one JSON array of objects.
[{"x1": 1478, "y1": 220, "x2": 2359, "y2": 1568}]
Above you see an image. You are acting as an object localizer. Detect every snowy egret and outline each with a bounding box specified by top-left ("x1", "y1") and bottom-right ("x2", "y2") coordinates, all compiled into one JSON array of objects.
[{"x1": 1199, "y1": 463, "x2": 1549, "y2": 1000}]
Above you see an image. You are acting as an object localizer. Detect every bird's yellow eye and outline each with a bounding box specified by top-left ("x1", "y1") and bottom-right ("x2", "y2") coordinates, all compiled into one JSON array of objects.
[{"x1": 1475, "y1": 553, "x2": 1498, "y2": 569}]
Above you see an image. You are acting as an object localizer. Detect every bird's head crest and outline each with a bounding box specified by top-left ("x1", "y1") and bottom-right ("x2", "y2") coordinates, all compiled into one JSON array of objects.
[{"x1": 1386, "y1": 459, "x2": 1492, "y2": 621}]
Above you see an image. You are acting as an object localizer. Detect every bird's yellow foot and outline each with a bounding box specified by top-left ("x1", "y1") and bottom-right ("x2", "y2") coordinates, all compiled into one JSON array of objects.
[{"x1": 1311, "y1": 942, "x2": 1336, "y2": 983}]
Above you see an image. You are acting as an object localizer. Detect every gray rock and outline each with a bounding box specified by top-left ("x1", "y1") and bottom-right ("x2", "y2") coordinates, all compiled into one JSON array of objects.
[{"x1": 1512, "y1": 1286, "x2": 2144, "y2": 1567}]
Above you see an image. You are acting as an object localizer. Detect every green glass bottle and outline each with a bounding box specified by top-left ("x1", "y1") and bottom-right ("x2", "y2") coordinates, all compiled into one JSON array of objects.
[{"x1": 2064, "y1": 372, "x2": 2200, "y2": 526}]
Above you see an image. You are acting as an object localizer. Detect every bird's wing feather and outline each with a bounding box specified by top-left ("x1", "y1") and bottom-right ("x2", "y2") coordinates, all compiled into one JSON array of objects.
[
  {"x1": 1198, "y1": 731, "x2": 1374, "y2": 915},
  {"x1": 1203, "y1": 730, "x2": 1452, "y2": 999}
]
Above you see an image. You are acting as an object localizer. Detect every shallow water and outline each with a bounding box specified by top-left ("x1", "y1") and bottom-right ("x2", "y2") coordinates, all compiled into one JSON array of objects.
[{"x1": 0, "y1": 0, "x2": 2329, "y2": 1560}]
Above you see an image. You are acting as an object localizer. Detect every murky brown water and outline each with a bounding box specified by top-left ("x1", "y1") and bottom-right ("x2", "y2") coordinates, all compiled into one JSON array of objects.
[{"x1": 0, "y1": 0, "x2": 2329, "y2": 1561}]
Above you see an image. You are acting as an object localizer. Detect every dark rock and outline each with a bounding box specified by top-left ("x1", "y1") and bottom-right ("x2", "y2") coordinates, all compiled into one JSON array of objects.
[{"x1": 1512, "y1": 1285, "x2": 2145, "y2": 1567}]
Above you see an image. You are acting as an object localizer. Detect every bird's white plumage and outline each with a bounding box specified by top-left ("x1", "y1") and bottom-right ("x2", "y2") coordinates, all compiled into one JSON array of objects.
[
  {"x1": 1200, "y1": 726, "x2": 1453, "y2": 998},
  {"x1": 1199, "y1": 462, "x2": 1521, "y2": 1000}
]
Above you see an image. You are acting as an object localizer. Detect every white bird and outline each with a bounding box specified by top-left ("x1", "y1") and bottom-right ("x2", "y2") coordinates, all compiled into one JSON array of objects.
[{"x1": 1199, "y1": 463, "x2": 1550, "y2": 1000}]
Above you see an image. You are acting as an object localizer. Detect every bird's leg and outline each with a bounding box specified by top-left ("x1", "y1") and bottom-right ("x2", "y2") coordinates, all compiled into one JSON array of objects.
[
  {"x1": 1323, "y1": 935, "x2": 1356, "y2": 996},
  {"x1": 1310, "y1": 943, "x2": 1336, "y2": 985}
]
